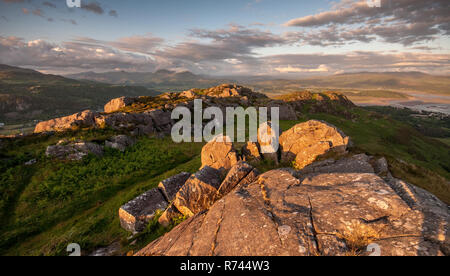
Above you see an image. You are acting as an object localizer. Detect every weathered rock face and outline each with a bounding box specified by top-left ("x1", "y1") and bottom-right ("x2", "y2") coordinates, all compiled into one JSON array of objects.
[
  {"x1": 279, "y1": 120, "x2": 349, "y2": 169},
  {"x1": 172, "y1": 166, "x2": 222, "y2": 218},
  {"x1": 119, "y1": 188, "x2": 168, "y2": 233},
  {"x1": 45, "y1": 141, "x2": 103, "y2": 161},
  {"x1": 217, "y1": 161, "x2": 260, "y2": 198},
  {"x1": 34, "y1": 110, "x2": 98, "y2": 133},
  {"x1": 104, "y1": 96, "x2": 138, "y2": 113},
  {"x1": 201, "y1": 135, "x2": 240, "y2": 171},
  {"x1": 136, "y1": 158, "x2": 449, "y2": 256},
  {"x1": 105, "y1": 135, "x2": 136, "y2": 152}
]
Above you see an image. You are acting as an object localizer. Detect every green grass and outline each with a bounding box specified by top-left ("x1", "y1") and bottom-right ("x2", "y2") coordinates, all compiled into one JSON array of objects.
[{"x1": 0, "y1": 131, "x2": 203, "y2": 256}]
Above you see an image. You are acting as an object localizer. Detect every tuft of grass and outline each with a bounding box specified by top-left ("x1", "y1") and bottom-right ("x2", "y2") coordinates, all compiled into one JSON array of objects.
[{"x1": 337, "y1": 222, "x2": 380, "y2": 256}]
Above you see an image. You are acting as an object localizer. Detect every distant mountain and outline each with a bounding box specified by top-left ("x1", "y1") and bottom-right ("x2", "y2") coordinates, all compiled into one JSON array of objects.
[
  {"x1": 67, "y1": 69, "x2": 230, "y2": 91},
  {"x1": 0, "y1": 64, "x2": 159, "y2": 124},
  {"x1": 245, "y1": 72, "x2": 450, "y2": 97}
]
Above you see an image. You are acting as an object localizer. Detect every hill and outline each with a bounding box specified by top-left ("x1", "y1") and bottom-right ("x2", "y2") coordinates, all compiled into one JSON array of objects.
[
  {"x1": 248, "y1": 72, "x2": 450, "y2": 98},
  {"x1": 67, "y1": 69, "x2": 228, "y2": 91},
  {"x1": 0, "y1": 64, "x2": 160, "y2": 126},
  {"x1": 0, "y1": 84, "x2": 448, "y2": 255}
]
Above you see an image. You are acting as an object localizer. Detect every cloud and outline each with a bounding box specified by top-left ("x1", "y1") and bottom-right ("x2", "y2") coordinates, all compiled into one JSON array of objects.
[
  {"x1": 0, "y1": 24, "x2": 448, "y2": 76},
  {"x1": 81, "y1": 1, "x2": 104, "y2": 15},
  {"x1": 275, "y1": 64, "x2": 329, "y2": 73},
  {"x1": 73, "y1": 34, "x2": 164, "y2": 55},
  {"x1": 109, "y1": 10, "x2": 118, "y2": 17},
  {"x1": 0, "y1": 35, "x2": 158, "y2": 73},
  {"x1": 284, "y1": 0, "x2": 450, "y2": 46}
]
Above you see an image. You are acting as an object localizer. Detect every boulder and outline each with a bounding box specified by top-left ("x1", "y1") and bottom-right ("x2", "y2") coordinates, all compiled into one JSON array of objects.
[
  {"x1": 144, "y1": 109, "x2": 173, "y2": 133},
  {"x1": 119, "y1": 188, "x2": 168, "y2": 233},
  {"x1": 45, "y1": 141, "x2": 103, "y2": 161},
  {"x1": 242, "y1": 141, "x2": 262, "y2": 162},
  {"x1": 105, "y1": 135, "x2": 136, "y2": 152},
  {"x1": 172, "y1": 166, "x2": 222, "y2": 218},
  {"x1": 104, "y1": 96, "x2": 137, "y2": 113},
  {"x1": 34, "y1": 110, "x2": 98, "y2": 133},
  {"x1": 258, "y1": 122, "x2": 279, "y2": 164},
  {"x1": 279, "y1": 120, "x2": 349, "y2": 169},
  {"x1": 137, "y1": 164, "x2": 449, "y2": 256},
  {"x1": 201, "y1": 135, "x2": 239, "y2": 171},
  {"x1": 217, "y1": 162, "x2": 260, "y2": 198},
  {"x1": 158, "y1": 172, "x2": 191, "y2": 202}
]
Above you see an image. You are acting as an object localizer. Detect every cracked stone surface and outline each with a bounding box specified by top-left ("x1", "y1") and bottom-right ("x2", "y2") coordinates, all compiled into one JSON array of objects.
[
  {"x1": 172, "y1": 166, "x2": 222, "y2": 217},
  {"x1": 137, "y1": 162, "x2": 449, "y2": 256}
]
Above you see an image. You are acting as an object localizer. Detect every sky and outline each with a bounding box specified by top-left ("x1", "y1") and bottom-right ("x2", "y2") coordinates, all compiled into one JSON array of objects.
[{"x1": 0, "y1": 0, "x2": 449, "y2": 76}]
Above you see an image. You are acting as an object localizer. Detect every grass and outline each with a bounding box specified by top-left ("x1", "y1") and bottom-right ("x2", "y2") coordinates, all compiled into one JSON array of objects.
[{"x1": 0, "y1": 131, "x2": 204, "y2": 256}]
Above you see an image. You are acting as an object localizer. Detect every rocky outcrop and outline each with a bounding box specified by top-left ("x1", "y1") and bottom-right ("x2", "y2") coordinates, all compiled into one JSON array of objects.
[
  {"x1": 104, "y1": 96, "x2": 138, "y2": 113},
  {"x1": 45, "y1": 141, "x2": 103, "y2": 161},
  {"x1": 105, "y1": 135, "x2": 136, "y2": 152},
  {"x1": 35, "y1": 110, "x2": 98, "y2": 133},
  {"x1": 119, "y1": 188, "x2": 168, "y2": 233},
  {"x1": 279, "y1": 120, "x2": 350, "y2": 169},
  {"x1": 201, "y1": 135, "x2": 240, "y2": 171},
  {"x1": 136, "y1": 156, "x2": 449, "y2": 256}
]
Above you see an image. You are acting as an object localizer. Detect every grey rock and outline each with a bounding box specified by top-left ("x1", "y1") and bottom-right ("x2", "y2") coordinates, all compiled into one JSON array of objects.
[
  {"x1": 105, "y1": 135, "x2": 136, "y2": 152},
  {"x1": 119, "y1": 188, "x2": 168, "y2": 233},
  {"x1": 158, "y1": 172, "x2": 191, "y2": 202},
  {"x1": 46, "y1": 141, "x2": 103, "y2": 161}
]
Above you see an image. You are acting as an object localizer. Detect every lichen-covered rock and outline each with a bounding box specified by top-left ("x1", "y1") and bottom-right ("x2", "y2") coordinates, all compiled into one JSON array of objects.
[
  {"x1": 279, "y1": 120, "x2": 349, "y2": 169},
  {"x1": 201, "y1": 135, "x2": 239, "y2": 171},
  {"x1": 144, "y1": 109, "x2": 173, "y2": 133},
  {"x1": 217, "y1": 161, "x2": 260, "y2": 198},
  {"x1": 137, "y1": 164, "x2": 449, "y2": 256},
  {"x1": 119, "y1": 188, "x2": 168, "y2": 233},
  {"x1": 104, "y1": 96, "x2": 138, "y2": 113},
  {"x1": 34, "y1": 110, "x2": 98, "y2": 133},
  {"x1": 172, "y1": 166, "x2": 222, "y2": 218},
  {"x1": 158, "y1": 172, "x2": 191, "y2": 202},
  {"x1": 242, "y1": 141, "x2": 262, "y2": 162},
  {"x1": 105, "y1": 135, "x2": 136, "y2": 152},
  {"x1": 45, "y1": 141, "x2": 103, "y2": 161}
]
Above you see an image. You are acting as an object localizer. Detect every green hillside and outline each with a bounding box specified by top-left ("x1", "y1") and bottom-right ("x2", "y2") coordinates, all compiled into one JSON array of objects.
[{"x1": 0, "y1": 65, "x2": 160, "y2": 125}]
